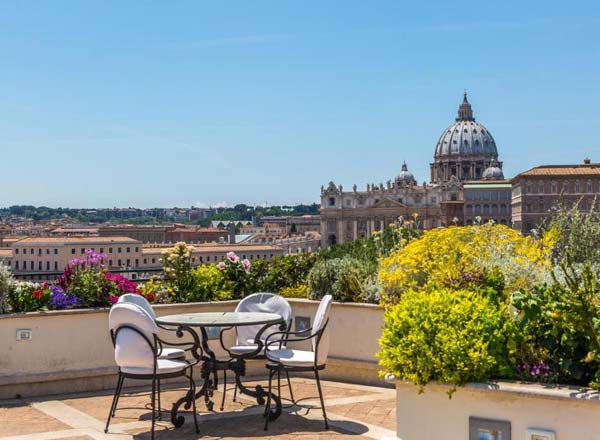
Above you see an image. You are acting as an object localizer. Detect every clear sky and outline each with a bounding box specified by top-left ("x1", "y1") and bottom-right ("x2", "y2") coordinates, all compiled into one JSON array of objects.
[{"x1": 1, "y1": 1, "x2": 599, "y2": 208}]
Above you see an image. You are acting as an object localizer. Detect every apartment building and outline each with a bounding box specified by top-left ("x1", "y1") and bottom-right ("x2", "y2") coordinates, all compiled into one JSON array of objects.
[{"x1": 511, "y1": 159, "x2": 600, "y2": 232}]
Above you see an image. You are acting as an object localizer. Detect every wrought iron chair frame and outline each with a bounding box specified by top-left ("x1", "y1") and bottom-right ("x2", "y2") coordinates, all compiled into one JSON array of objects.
[
  {"x1": 262, "y1": 319, "x2": 330, "y2": 431},
  {"x1": 104, "y1": 323, "x2": 201, "y2": 439}
]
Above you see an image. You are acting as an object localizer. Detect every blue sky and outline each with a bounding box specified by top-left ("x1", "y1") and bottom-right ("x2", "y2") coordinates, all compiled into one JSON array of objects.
[{"x1": 1, "y1": 1, "x2": 599, "y2": 208}]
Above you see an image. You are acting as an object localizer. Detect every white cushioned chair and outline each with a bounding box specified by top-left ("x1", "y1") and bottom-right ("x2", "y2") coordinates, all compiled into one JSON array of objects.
[
  {"x1": 118, "y1": 293, "x2": 185, "y2": 360},
  {"x1": 219, "y1": 292, "x2": 293, "y2": 409},
  {"x1": 263, "y1": 294, "x2": 333, "y2": 430},
  {"x1": 105, "y1": 303, "x2": 199, "y2": 439}
]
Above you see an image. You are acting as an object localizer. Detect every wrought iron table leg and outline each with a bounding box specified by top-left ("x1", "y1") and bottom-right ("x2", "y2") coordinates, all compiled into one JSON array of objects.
[{"x1": 231, "y1": 358, "x2": 282, "y2": 421}]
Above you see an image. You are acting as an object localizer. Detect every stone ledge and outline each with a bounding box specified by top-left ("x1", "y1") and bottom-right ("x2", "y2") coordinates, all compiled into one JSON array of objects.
[{"x1": 391, "y1": 377, "x2": 600, "y2": 403}]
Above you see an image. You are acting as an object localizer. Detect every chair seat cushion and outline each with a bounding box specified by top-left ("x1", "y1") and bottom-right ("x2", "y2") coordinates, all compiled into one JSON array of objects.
[
  {"x1": 266, "y1": 349, "x2": 316, "y2": 367},
  {"x1": 158, "y1": 348, "x2": 186, "y2": 360},
  {"x1": 121, "y1": 359, "x2": 189, "y2": 376}
]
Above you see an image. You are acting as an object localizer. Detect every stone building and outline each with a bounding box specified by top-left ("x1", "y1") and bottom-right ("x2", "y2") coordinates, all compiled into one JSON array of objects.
[
  {"x1": 511, "y1": 159, "x2": 600, "y2": 232},
  {"x1": 320, "y1": 92, "x2": 506, "y2": 246},
  {"x1": 320, "y1": 167, "x2": 443, "y2": 246}
]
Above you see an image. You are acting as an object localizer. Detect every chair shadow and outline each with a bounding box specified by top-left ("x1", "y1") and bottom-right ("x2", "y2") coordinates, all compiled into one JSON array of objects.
[{"x1": 132, "y1": 411, "x2": 370, "y2": 439}]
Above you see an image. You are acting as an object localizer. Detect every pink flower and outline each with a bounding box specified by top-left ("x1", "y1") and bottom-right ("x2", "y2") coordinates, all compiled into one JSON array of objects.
[
  {"x1": 242, "y1": 259, "x2": 251, "y2": 273},
  {"x1": 226, "y1": 252, "x2": 239, "y2": 263},
  {"x1": 108, "y1": 295, "x2": 119, "y2": 304},
  {"x1": 217, "y1": 262, "x2": 226, "y2": 271}
]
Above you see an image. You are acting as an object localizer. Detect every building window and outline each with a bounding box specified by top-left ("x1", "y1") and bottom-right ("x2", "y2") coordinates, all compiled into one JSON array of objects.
[
  {"x1": 135, "y1": 259, "x2": 139, "y2": 267},
  {"x1": 71, "y1": 248, "x2": 76, "y2": 255},
  {"x1": 345, "y1": 199, "x2": 351, "y2": 206},
  {"x1": 54, "y1": 262, "x2": 58, "y2": 270},
  {"x1": 588, "y1": 180, "x2": 593, "y2": 193},
  {"x1": 328, "y1": 221, "x2": 336, "y2": 233},
  {"x1": 15, "y1": 249, "x2": 18, "y2": 255},
  {"x1": 15, "y1": 261, "x2": 19, "y2": 270},
  {"x1": 109, "y1": 247, "x2": 113, "y2": 253},
  {"x1": 551, "y1": 181, "x2": 557, "y2": 193},
  {"x1": 151, "y1": 258, "x2": 156, "y2": 264},
  {"x1": 538, "y1": 181, "x2": 544, "y2": 193},
  {"x1": 135, "y1": 247, "x2": 139, "y2": 252},
  {"x1": 126, "y1": 247, "x2": 130, "y2": 253},
  {"x1": 118, "y1": 248, "x2": 122, "y2": 253},
  {"x1": 100, "y1": 248, "x2": 104, "y2": 253},
  {"x1": 46, "y1": 261, "x2": 50, "y2": 270},
  {"x1": 575, "y1": 180, "x2": 580, "y2": 193},
  {"x1": 118, "y1": 259, "x2": 122, "y2": 266},
  {"x1": 81, "y1": 248, "x2": 85, "y2": 254},
  {"x1": 328, "y1": 197, "x2": 335, "y2": 207}
]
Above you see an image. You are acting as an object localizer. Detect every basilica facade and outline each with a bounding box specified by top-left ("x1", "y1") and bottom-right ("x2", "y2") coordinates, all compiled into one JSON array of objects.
[{"x1": 320, "y1": 92, "x2": 507, "y2": 247}]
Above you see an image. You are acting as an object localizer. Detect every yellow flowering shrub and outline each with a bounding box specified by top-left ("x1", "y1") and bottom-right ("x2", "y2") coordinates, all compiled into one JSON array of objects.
[
  {"x1": 378, "y1": 223, "x2": 554, "y2": 303},
  {"x1": 378, "y1": 288, "x2": 518, "y2": 393}
]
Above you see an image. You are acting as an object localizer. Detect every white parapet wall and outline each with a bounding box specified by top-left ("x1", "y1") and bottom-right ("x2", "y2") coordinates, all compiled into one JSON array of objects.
[
  {"x1": 0, "y1": 299, "x2": 386, "y2": 399},
  {"x1": 396, "y1": 380, "x2": 600, "y2": 440}
]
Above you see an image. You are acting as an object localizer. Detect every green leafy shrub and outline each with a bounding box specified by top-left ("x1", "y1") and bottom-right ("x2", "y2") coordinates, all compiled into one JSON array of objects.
[
  {"x1": 378, "y1": 288, "x2": 517, "y2": 394},
  {"x1": 5, "y1": 282, "x2": 48, "y2": 313},
  {"x1": 512, "y1": 262, "x2": 600, "y2": 388},
  {"x1": 307, "y1": 256, "x2": 375, "y2": 302},
  {"x1": 251, "y1": 254, "x2": 317, "y2": 294},
  {"x1": 188, "y1": 265, "x2": 234, "y2": 302},
  {"x1": 279, "y1": 284, "x2": 309, "y2": 299},
  {"x1": 161, "y1": 242, "x2": 195, "y2": 302},
  {"x1": 546, "y1": 202, "x2": 600, "y2": 263},
  {"x1": 0, "y1": 264, "x2": 15, "y2": 313}
]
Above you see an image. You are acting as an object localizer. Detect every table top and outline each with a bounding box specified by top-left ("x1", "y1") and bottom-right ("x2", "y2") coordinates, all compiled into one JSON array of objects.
[{"x1": 156, "y1": 311, "x2": 284, "y2": 327}]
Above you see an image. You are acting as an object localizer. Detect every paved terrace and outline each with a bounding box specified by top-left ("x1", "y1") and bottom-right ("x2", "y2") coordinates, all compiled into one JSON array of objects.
[{"x1": 0, "y1": 378, "x2": 396, "y2": 440}]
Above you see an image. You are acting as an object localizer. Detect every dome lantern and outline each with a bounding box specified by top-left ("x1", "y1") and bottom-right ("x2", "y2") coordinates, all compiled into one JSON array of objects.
[{"x1": 457, "y1": 90, "x2": 474, "y2": 122}]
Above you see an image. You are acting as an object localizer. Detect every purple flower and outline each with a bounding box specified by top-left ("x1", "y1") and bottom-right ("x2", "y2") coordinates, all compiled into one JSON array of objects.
[{"x1": 49, "y1": 286, "x2": 81, "y2": 310}]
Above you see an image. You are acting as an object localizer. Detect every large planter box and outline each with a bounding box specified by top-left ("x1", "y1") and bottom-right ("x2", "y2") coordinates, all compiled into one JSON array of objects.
[
  {"x1": 395, "y1": 380, "x2": 600, "y2": 439},
  {"x1": 0, "y1": 299, "x2": 387, "y2": 399}
]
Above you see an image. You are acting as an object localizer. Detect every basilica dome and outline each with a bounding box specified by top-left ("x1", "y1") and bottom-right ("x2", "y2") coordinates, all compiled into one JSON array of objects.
[
  {"x1": 430, "y1": 92, "x2": 502, "y2": 183},
  {"x1": 434, "y1": 93, "x2": 498, "y2": 160},
  {"x1": 482, "y1": 160, "x2": 504, "y2": 180},
  {"x1": 395, "y1": 161, "x2": 416, "y2": 186}
]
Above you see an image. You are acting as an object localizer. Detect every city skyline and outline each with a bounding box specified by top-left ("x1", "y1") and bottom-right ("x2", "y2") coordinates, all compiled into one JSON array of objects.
[{"x1": 1, "y1": 1, "x2": 599, "y2": 208}]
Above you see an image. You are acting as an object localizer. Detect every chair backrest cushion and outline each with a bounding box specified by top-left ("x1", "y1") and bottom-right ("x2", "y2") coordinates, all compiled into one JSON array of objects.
[
  {"x1": 235, "y1": 292, "x2": 292, "y2": 346},
  {"x1": 118, "y1": 293, "x2": 156, "y2": 320},
  {"x1": 109, "y1": 303, "x2": 158, "y2": 369},
  {"x1": 312, "y1": 295, "x2": 333, "y2": 366}
]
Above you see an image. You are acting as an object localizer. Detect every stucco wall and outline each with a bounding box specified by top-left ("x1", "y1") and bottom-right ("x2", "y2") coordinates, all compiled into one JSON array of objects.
[
  {"x1": 396, "y1": 381, "x2": 600, "y2": 440},
  {"x1": 0, "y1": 299, "x2": 385, "y2": 399}
]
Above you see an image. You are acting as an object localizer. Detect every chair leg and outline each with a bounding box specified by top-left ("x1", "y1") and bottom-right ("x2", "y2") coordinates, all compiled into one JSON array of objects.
[
  {"x1": 315, "y1": 369, "x2": 329, "y2": 430},
  {"x1": 151, "y1": 378, "x2": 156, "y2": 440},
  {"x1": 104, "y1": 373, "x2": 123, "y2": 433},
  {"x1": 264, "y1": 369, "x2": 275, "y2": 431},
  {"x1": 112, "y1": 373, "x2": 125, "y2": 417},
  {"x1": 233, "y1": 382, "x2": 238, "y2": 402},
  {"x1": 277, "y1": 369, "x2": 281, "y2": 401},
  {"x1": 190, "y1": 370, "x2": 200, "y2": 434},
  {"x1": 220, "y1": 370, "x2": 227, "y2": 411},
  {"x1": 157, "y1": 379, "x2": 162, "y2": 421},
  {"x1": 285, "y1": 370, "x2": 295, "y2": 404}
]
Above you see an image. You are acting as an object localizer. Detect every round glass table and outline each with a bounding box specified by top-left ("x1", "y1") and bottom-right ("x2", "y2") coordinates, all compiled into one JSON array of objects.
[{"x1": 156, "y1": 311, "x2": 285, "y2": 429}]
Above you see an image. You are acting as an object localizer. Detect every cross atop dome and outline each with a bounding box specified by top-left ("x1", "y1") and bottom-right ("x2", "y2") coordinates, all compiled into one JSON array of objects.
[{"x1": 456, "y1": 90, "x2": 475, "y2": 122}]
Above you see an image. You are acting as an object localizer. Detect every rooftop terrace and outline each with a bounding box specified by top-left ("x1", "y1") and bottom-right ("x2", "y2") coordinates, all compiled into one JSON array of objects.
[{"x1": 0, "y1": 378, "x2": 396, "y2": 440}]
